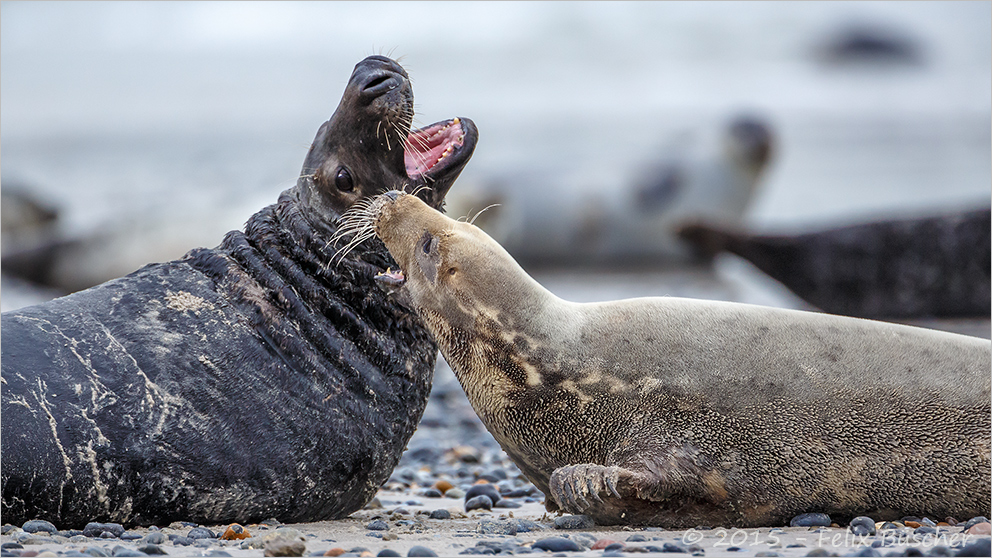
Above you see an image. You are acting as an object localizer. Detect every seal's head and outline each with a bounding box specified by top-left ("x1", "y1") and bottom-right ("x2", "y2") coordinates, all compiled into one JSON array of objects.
[
  {"x1": 297, "y1": 56, "x2": 478, "y2": 226},
  {"x1": 366, "y1": 190, "x2": 549, "y2": 330}
]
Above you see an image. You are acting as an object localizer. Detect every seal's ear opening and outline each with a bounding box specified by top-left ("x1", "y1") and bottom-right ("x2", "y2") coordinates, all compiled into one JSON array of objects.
[{"x1": 416, "y1": 230, "x2": 441, "y2": 285}]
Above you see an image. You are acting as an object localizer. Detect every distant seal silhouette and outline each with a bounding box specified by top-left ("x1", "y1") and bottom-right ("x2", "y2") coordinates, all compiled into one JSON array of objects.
[
  {"x1": 678, "y1": 207, "x2": 991, "y2": 319},
  {"x1": 349, "y1": 191, "x2": 990, "y2": 528},
  {"x1": 444, "y1": 115, "x2": 773, "y2": 267},
  {"x1": 1, "y1": 56, "x2": 479, "y2": 527}
]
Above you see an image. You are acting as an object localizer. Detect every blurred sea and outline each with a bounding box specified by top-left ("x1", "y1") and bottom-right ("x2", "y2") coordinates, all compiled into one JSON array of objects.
[{"x1": 2, "y1": 1, "x2": 990, "y2": 318}]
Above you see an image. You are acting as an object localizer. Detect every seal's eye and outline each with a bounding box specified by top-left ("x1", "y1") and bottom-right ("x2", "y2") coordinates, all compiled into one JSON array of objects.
[
  {"x1": 447, "y1": 267, "x2": 457, "y2": 276},
  {"x1": 335, "y1": 167, "x2": 354, "y2": 192},
  {"x1": 422, "y1": 237, "x2": 432, "y2": 254}
]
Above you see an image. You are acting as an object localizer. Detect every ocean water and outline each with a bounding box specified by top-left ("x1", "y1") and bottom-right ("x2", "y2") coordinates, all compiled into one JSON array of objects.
[{"x1": 1, "y1": 1, "x2": 989, "y2": 311}]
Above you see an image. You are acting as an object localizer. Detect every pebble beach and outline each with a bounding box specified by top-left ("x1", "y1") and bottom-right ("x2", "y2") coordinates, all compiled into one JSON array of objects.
[{"x1": 3, "y1": 362, "x2": 990, "y2": 558}]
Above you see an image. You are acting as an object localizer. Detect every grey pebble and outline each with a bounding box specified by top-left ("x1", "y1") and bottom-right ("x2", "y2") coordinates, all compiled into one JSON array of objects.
[
  {"x1": 531, "y1": 537, "x2": 581, "y2": 552},
  {"x1": 804, "y1": 549, "x2": 832, "y2": 557},
  {"x1": 478, "y1": 520, "x2": 517, "y2": 536},
  {"x1": 140, "y1": 532, "x2": 166, "y2": 545},
  {"x1": 101, "y1": 531, "x2": 119, "y2": 539},
  {"x1": 445, "y1": 488, "x2": 466, "y2": 499},
  {"x1": 791, "y1": 512, "x2": 832, "y2": 527},
  {"x1": 512, "y1": 519, "x2": 544, "y2": 533},
  {"x1": 378, "y1": 550, "x2": 402, "y2": 557},
  {"x1": 465, "y1": 495, "x2": 493, "y2": 512},
  {"x1": 204, "y1": 552, "x2": 232, "y2": 557},
  {"x1": 914, "y1": 526, "x2": 937, "y2": 535},
  {"x1": 755, "y1": 553, "x2": 780, "y2": 557},
  {"x1": 136, "y1": 544, "x2": 168, "y2": 555},
  {"x1": 171, "y1": 535, "x2": 194, "y2": 546},
  {"x1": 925, "y1": 546, "x2": 953, "y2": 557},
  {"x1": 407, "y1": 545, "x2": 438, "y2": 557},
  {"x1": 110, "y1": 546, "x2": 149, "y2": 557},
  {"x1": 83, "y1": 523, "x2": 126, "y2": 538},
  {"x1": 850, "y1": 516, "x2": 877, "y2": 536},
  {"x1": 120, "y1": 532, "x2": 143, "y2": 541},
  {"x1": 465, "y1": 484, "x2": 501, "y2": 505},
  {"x1": 188, "y1": 527, "x2": 215, "y2": 539},
  {"x1": 22, "y1": 520, "x2": 58, "y2": 534},
  {"x1": 553, "y1": 515, "x2": 593, "y2": 530},
  {"x1": 63, "y1": 552, "x2": 92, "y2": 557},
  {"x1": 367, "y1": 520, "x2": 390, "y2": 531},
  {"x1": 960, "y1": 516, "x2": 990, "y2": 531},
  {"x1": 626, "y1": 534, "x2": 648, "y2": 542},
  {"x1": 83, "y1": 547, "x2": 110, "y2": 557},
  {"x1": 264, "y1": 539, "x2": 306, "y2": 556},
  {"x1": 493, "y1": 499, "x2": 522, "y2": 509},
  {"x1": 851, "y1": 547, "x2": 881, "y2": 557},
  {"x1": 662, "y1": 541, "x2": 688, "y2": 553},
  {"x1": 0, "y1": 526, "x2": 17, "y2": 535},
  {"x1": 420, "y1": 488, "x2": 444, "y2": 498},
  {"x1": 428, "y1": 509, "x2": 451, "y2": 520}
]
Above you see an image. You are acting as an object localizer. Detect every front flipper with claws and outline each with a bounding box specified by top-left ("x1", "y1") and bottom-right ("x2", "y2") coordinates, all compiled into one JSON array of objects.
[{"x1": 549, "y1": 463, "x2": 632, "y2": 516}]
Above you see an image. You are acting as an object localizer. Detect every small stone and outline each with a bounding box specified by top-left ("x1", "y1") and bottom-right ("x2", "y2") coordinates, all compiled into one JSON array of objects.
[
  {"x1": 850, "y1": 516, "x2": 877, "y2": 536},
  {"x1": 135, "y1": 545, "x2": 167, "y2": 556},
  {"x1": 188, "y1": 527, "x2": 215, "y2": 539},
  {"x1": 925, "y1": 547, "x2": 953, "y2": 557},
  {"x1": 914, "y1": 526, "x2": 937, "y2": 535},
  {"x1": 531, "y1": 537, "x2": 581, "y2": 552},
  {"x1": 324, "y1": 549, "x2": 346, "y2": 556},
  {"x1": 378, "y1": 550, "x2": 402, "y2": 557},
  {"x1": 477, "y1": 520, "x2": 517, "y2": 536},
  {"x1": 626, "y1": 534, "x2": 648, "y2": 542},
  {"x1": 222, "y1": 524, "x2": 252, "y2": 540},
  {"x1": 433, "y1": 480, "x2": 454, "y2": 493},
  {"x1": 263, "y1": 539, "x2": 305, "y2": 557},
  {"x1": 428, "y1": 509, "x2": 451, "y2": 520},
  {"x1": 120, "y1": 532, "x2": 142, "y2": 541},
  {"x1": 851, "y1": 547, "x2": 880, "y2": 557},
  {"x1": 420, "y1": 488, "x2": 443, "y2": 498},
  {"x1": 140, "y1": 533, "x2": 165, "y2": 545},
  {"x1": 110, "y1": 546, "x2": 149, "y2": 557},
  {"x1": 444, "y1": 488, "x2": 466, "y2": 499},
  {"x1": 961, "y1": 516, "x2": 990, "y2": 531},
  {"x1": 905, "y1": 521, "x2": 922, "y2": 528},
  {"x1": 604, "y1": 542, "x2": 625, "y2": 551},
  {"x1": 203, "y1": 552, "x2": 232, "y2": 557},
  {"x1": 790, "y1": 513, "x2": 832, "y2": 528},
  {"x1": 83, "y1": 523, "x2": 125, "y2": 538},
  {"x1": 172, "y1": 536, "x2": 194, "y2": 546},
  {"x1": 944, "y1": 517, "x2": 958, "y2": 526},
  {"x1": 100, "y1": 532, "x2": 117, "y2": 539},
  {"x1": 803, "y1": 549, "x2": 832, "y2": 557},
  {"x1": 21, "y1": 520, "x2": 58, "y2": 535},
  {"x1": 406, "y1": 546, "x2": 437, "y2": 557},
  {"x1": 553, "y1": 515, "x2": 593, "y2": 530},
  {"x1": 513, "y1": 519, "x2": 543, "y2": 533},
  {"x1": 464, "y1": 495, "x2": 493, "y2": 512},
  {"x1": 592, "y1": 539, "x2": 622, "y2": 550},
  {"x1": 493, "y1": 499, "x2": 521, "y2": 509},
  {"x1": 754, "y1": 553, "x2": 780, "y2": 557},
  {"x1": 965, "y1": 522, "x2": 991, "y2": 535},
  {"x1": 465, "y1": 484, "x2": 501, "y2": 505},
  {"x1": 365, "y1": 520, "x2": 390, "y2": 531}
]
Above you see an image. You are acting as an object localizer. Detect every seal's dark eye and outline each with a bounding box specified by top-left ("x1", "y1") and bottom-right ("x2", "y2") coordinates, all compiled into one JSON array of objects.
[
  {"x1": 335, "y1": 167, "x2": 354, "y2": 192},
  {"x1": 422, "y1": 237, "x2": 432, "y2": 254},
  {"x1": 447, "y1": 267, "x2": 457, "y2": 276}
]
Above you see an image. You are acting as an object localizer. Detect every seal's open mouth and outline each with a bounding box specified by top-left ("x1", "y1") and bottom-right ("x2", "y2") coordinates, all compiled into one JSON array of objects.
[
  {"x1": 404, "y1": 117, "x2": 471, "y2": 180},
  {"x1": 376, "y1": 267, "x2": 406, "y2": 288}
]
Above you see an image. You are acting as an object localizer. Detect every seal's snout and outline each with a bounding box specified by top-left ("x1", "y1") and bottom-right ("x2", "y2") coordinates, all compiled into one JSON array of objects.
[{"x1": 352, "y1": 56, "x2": 410, "y2": 104}]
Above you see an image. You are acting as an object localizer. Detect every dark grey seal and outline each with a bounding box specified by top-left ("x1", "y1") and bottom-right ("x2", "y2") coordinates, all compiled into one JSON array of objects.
[
  {"x1": 679, "y1": 207, "x2": 991, "y2": 319},
  {"x1": 1, "y1": 55, "x2": 479, "y2": 528}
]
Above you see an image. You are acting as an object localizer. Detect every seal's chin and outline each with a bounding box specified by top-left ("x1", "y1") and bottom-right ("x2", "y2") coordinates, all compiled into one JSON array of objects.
[{"x1": 404, "y1": 118, "x2": 469, "y2": 180}]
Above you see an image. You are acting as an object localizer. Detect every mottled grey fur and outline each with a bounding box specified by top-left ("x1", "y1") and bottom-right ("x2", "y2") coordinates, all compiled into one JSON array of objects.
[{"x1": 367, "y1": 192, "x2": 991, "y2": 528}]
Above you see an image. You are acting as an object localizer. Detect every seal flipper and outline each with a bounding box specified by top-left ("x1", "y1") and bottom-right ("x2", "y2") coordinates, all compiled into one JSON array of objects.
[{"x1": 549, "y1": 463, "x2": 636, "y2": 515}]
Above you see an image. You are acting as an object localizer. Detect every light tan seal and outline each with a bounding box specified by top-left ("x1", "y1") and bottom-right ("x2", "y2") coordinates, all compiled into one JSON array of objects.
[{"x1": 353, "y1": 190, "x2": 991, "y2": 528}]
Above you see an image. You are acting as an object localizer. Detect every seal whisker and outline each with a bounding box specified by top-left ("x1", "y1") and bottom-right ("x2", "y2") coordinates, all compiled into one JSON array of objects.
[{"x1": 467, "y1": 203, "x2": 501, "y2": 225}]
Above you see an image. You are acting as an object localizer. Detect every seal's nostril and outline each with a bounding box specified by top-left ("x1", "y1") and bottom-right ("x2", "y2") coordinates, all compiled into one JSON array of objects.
[
  {"x1": 383, "y1": 190, "x2": 402, "y2": 201},
  {"x1": 360, "y1": 73, "x2": 402, "y2": 98}
]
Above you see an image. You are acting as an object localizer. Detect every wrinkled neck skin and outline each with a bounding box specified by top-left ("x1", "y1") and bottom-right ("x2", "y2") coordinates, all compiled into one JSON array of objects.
[{"x1": 186, "y1": 185, "x2": 430, "y2": 377}]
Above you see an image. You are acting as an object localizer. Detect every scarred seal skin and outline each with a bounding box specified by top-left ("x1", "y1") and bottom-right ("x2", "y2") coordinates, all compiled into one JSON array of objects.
[
  {"x1": 360, "y1": 191, "x2": 991, "y2": 528},
  {"x1": 1, "y1": 56, "x2": 478, "y2": 527}
]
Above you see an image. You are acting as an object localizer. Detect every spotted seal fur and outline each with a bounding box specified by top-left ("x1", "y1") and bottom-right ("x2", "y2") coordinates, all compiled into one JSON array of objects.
[
  {"x1": 1, "y1": 56, "x2": 478, "y2": 527},
  {"x1": 348, "y1": 190, "x2": 990, "y2": 528}
]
